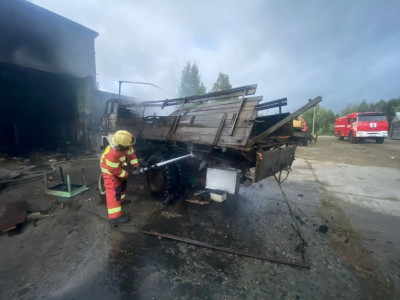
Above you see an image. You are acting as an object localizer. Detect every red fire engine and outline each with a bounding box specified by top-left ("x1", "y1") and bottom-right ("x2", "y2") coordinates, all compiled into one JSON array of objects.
[{"x1": 334, "y1": 112, "x2": 388, "y2": 144}]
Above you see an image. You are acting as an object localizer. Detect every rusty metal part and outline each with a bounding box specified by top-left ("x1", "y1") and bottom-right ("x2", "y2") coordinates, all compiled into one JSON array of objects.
[
  {"x1": 256, "y1": 97, "x2": 287, "y2": 113},
  {"x1": 142, "y1": 230, "x2": 310, "y2": 269},
  {"x1": 253, "y1": 146, "x2": 296, "y2": 182},
  {"x1": 0, "y1": 201, "x2": 28, "y2": 232}
]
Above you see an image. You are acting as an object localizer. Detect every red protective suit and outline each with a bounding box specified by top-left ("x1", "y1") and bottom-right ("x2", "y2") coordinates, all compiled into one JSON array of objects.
[{"x1": 100, "y1": 145, "x2": 140, "y2": 219}]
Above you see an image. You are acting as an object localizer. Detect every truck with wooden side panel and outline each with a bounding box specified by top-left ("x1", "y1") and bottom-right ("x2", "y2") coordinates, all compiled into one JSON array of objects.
[{"x1": 101, "y1": 84, "x2": 321, "y2": 202}]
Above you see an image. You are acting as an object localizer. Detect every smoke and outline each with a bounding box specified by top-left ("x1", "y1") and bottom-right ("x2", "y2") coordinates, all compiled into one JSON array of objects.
[{"x1": 0, "y1": 0, "x2": 97, "y2": 79}]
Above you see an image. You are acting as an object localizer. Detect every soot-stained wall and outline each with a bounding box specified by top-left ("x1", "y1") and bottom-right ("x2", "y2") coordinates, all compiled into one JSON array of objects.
[
  {"x1": 0, "y1": 0, "x2": 98, "y2": 81},
  {"x1": 0, "y1": 1, "x2": 99, "y2": 154}
]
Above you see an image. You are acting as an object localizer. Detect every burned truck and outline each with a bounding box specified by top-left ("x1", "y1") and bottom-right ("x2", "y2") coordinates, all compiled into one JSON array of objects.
[{"x1": 101, "y1": 84, "x2": 321, "y2": 202}]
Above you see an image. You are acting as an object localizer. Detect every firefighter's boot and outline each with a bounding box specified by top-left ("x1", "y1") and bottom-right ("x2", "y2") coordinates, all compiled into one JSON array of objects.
[
  {"x1": 122, "y1": 200, "x2": 131, "y2": 206},
  {"x1": 111, "y1": 215, "x2": 130, "y2": 224}
]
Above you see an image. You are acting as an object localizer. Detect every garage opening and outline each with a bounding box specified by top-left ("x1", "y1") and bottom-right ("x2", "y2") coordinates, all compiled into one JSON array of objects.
[{"x1": 0, "y1": 62, "x2": 84, "y2": 156}]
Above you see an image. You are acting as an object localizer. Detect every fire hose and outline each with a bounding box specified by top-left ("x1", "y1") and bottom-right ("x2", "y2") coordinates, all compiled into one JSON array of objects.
[{"x1": 98, "y1": 152, "x2": 194, "y2": 195}]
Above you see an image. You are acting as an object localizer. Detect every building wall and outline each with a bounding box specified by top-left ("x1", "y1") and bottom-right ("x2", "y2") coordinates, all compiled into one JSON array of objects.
[{"x1": 0, "y1": 0, "x2": 98, "y2": 81}]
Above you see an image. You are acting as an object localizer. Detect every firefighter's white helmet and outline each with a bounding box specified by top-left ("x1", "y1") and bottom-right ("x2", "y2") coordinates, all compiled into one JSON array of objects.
[{"x1": 111, "y1": 130, "x2": 135, "y2": 149}]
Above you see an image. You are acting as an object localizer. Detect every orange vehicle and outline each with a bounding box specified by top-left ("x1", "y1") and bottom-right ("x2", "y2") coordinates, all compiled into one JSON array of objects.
[
  {"x1": 334, "y1": 112, "x2": 388, "y2": 144},
  {"x1": 293, "y1": 115, "x2": 314, "y2": 146}
]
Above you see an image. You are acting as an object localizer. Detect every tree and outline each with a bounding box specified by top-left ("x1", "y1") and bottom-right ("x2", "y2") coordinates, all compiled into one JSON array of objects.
[
  {"x1": 178, "y1": 61, "x2": 206, "y2": 97},
  {"x1": 358, "y1": 100, "x2": 369, "y2": 112},
  {"x1": 303, "y1": 105, "x2": 336, "y2": 135},
  {"x1": 211, "y1": 72, "x2": 232, "y2": 92}
]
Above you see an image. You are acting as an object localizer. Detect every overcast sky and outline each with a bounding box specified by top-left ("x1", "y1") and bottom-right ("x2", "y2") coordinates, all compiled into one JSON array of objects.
[{"x1": 31, "y1": 0, "x2": 400, "y2": 113}]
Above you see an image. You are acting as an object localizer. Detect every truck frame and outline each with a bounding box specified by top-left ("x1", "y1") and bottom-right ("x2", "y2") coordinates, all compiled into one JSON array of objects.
[{"x1": 101, "y1": 85, "x2": 321, "y2": 202}]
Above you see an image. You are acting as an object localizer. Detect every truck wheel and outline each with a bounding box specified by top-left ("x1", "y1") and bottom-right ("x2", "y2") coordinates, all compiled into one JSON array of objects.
[
  {"x1": 376, "y1": 137, "x2": 384, "y2": 144},
  {"x1": 146, "y1": 153, "x2": 179, "y2": 202},
  {"x1": 349, "y1": 132, "x2": 356, "y2": 144},
  {"x1": 338, "y1": 132, "x2": 344, "y2": 140}
]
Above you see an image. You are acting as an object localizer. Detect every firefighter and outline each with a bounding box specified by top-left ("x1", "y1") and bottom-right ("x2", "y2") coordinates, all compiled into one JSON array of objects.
[{"x1": 100, "y1": 130, "x2": 140, "y2": 224}]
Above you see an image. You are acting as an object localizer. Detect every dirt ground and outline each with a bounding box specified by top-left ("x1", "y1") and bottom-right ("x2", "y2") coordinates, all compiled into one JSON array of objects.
[{"x1": 0, "y1": 136, "x2": 399, "y2": 299}]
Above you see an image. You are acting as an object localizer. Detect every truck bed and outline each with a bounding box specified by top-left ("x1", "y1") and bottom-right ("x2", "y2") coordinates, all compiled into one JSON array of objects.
[{"x1": 120, "y1": 97, "x2": 262, "y2": 148}]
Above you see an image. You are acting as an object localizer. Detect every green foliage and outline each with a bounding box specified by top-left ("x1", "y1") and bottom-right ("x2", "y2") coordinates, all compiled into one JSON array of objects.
[
  {"x1": 210, "y1": 72, "x2": 232, "y2": 92},
  {"x1": 178, "y1": 61, "x2": 206, "y2": 97},
  {"x1": 339, "y1": 98, "x2": 400, "y2": 122},
  {"x1": 303, "y1": 97, "x2": 400, "y2": 135},
  {"x1": 303, "y1": 105, "x2": 336, "y2": 135}
]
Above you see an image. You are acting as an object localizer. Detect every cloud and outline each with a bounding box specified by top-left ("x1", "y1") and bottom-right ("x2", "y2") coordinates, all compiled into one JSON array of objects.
[{"x1": 32, "y1": 0, "x2": 400, "y2": 112}]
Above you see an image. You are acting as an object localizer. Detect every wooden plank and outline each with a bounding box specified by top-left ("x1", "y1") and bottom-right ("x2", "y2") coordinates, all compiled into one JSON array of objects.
[
  {"x1": 186, "y1": 110, "x2": 256, "y2": 117},
  {"x1": 143, "y1": 84, "x2": 258, "y2": 106},
  {"x1": 181, "y1": 111, "x2": 256, "y2": 122},
  {"x1": 190, "y1": 96, "x2": 262, "y2": 109},
  {"x1": 173, "y1": 126, "x2": 248, "y2": 136},
  {"x1": 181, "y1": 119, "x2": 254, "y2": 129},
  {"x1": 26, "y1": 213, "x2": 50, "y2": 220},
  {"x1": 188, "y1": 103, "x2": 258, "y2": 114},
  {"x1": 170, "y1": 131, "x2": 250, "y2": 146},
  {"x1": 213, "y1": 113, "x2": 227, "y2": 145},
  {"x1": 140, "y1": 127, "x2": 171, "y2": 139},
  {"x1": 140, "y1": 131, "x2": 250, "y2": 146},
  {"x1": 188, "y1": 99, "x2": 259, "y2": 113}
]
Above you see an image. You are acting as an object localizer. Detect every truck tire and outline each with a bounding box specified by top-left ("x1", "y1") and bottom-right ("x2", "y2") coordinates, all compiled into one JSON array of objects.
[
  {"x1": 146, "y1": 153, "x2": 179, "y2": 202},
  {"x1": 376, "y1": 137, "x2": 384, "y2": 144},
  {"x1": 349, "y1": 132, "x2": 356, "y2": 144},
  {"x1": 338, "y1": 132, "x2": 344, "y2": 140}
]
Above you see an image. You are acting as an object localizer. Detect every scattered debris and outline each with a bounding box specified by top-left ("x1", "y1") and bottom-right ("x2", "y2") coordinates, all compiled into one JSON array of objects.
[
  {"x1": 210, "y1": 190, "x2": 227, "y2": 202},
  {"x1": 319, "y1": 225, "x2": 329, "y2": 234},
  {"x1": 185, "y1": 191, "x2": 210, "y2": 205},
  {"x1": 161, "y1": 211, "x2": 183, "y2": 218},
  {"x1": 185, "y1": 198, "x2": 210, "y2": 205},
  {"x1": 295, "y1": 215, "x2": 306, "y2": 225},
  {"x1": 44, "y1": 167, "x2": 89, "y2": 198},
  {"x1": 0, "y1": 202, "x2": 28, "y2": 233},
  {"x1": 26, "y1": 212, "x2": 50, "y2": 220},
  {"x1": 240, "y1": 178, "x2": 253, "y2": 187}
]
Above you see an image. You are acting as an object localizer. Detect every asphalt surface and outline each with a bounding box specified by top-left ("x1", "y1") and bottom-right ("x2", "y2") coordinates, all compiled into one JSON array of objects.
[{"x1": 0, "y1": 136, "x2": 399, "y2": 299}]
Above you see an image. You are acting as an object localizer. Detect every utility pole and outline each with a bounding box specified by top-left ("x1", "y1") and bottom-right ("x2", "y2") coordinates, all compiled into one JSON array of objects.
[{"x1": 312, "y1": 105, "x2": 316, "y2": 135}]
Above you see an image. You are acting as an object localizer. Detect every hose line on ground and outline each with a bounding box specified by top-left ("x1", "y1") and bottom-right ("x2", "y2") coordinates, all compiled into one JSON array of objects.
[{"x1": 98, "y1": 173, "x2": 106, "y2": 195}]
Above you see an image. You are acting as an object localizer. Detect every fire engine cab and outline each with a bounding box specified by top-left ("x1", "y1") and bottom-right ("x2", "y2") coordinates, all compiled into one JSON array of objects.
[{"x1": 334, "y1": 112, "x2": 388, "y2": 144}]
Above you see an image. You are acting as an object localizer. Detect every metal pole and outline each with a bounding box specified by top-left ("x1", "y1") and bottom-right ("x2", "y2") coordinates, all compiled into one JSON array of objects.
[
  {"x1": 312, "y1": 105, "x2": 316, "y2": 135},
  {"x1": 118, "y1": 80, "x2": 160, "y2": 100},
  {"x1": 118, "y1": 81, "x2": 122, "y2": 100}
]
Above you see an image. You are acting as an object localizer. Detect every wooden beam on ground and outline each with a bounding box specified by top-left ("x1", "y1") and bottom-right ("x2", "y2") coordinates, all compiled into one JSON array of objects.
[{"x1": 142, "y1": 230, "x2": 310, "y2": 269}]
